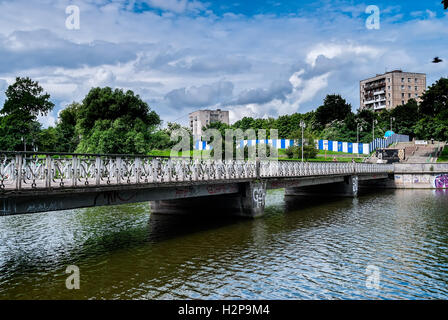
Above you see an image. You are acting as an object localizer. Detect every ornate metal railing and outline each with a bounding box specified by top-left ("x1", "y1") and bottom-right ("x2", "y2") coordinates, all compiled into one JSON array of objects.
[{"x1": 0, "y1": 152, "x2": 393, "y2": 191}]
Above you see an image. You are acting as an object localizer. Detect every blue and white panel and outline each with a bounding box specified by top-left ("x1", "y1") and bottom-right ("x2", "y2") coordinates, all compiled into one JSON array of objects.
[
  {"x1": 363, "y1": 144, "x2": 370, "y2": 155},
  {"x1": 342, "y1": 142, "x2": 348, "y2": 153},
  {"x1": 352, "y1": 143, "x2": 359, "y2": 154},
  {"x1": 322, "y1": 140, "x2": 329, "y2": 151},
  {"x1": 333, "y1": 141, "x2": 338, "y2": 152}
]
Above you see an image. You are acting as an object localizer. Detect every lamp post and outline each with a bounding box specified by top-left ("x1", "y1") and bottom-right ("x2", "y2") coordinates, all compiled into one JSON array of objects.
[
  {"x1": 390, "y1": 117, "x2": 395, "y2": 132},
  {"x1": 300, "y1": 120, "x2": 306, "y2": 162},
  {"x1": 21, "y1": 137, "x2": 26, "y2": 152},
  {"x1": 372, "y1": 119, "x2": 378, "y2": 140},
  {"x1": 357, "y1": 124, "x2": 363, "y2": 158},
  {"x1": 357, "y1": 123, "x2": 363, "y2": 144}
]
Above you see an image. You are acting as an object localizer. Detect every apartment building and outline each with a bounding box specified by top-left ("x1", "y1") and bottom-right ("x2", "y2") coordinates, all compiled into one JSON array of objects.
[
  {"x1": 189, "y1": 109, "x2": 230, "y2": 138},
  {"x1": 360, "y1": 70, "x2": 426, "y2": 112}
]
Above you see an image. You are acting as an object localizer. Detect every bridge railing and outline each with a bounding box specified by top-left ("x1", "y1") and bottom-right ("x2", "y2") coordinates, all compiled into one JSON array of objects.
[
  {"x1": 0, "y1": 152, "x2": 393, "y2": 191},
  {"x1": 260, "y1": 161, "x2": 393, "y2": 177}
]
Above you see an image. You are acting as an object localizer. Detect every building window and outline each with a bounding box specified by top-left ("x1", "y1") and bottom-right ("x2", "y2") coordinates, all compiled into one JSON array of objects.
[
  {"x1": 415, "y1": 86, "x2": 418, "y2": 90},
  {"x1": 401, "y1": 85, "x2": 404, "y2": 90},
  {"x1": 402, "y1": 100, "x2": 405, "y2": 105},
  {"x1": 402, "y1": 93, "x2": 405, "y2": 98},
  {"x1": 408, "y1": 78, "x2": 411, "y2": 82},
  {"x1": 408, "y1": 93, "x2": 411, "y2": 98},
  {"x1": 415, "y1": 93, "x2": 418, "y2": 97},
  {"x1": 388, "y1": 93, "x2": 391, "y2": 97},
  {"x1": 415, "y1": 78, "x2": 418, "y2": 83},
  {"x1": 388, "y1": 86, "x2": 391, "y2": 90},
  {"x1": 408, "y1": 86, "x2": 411, "y2": 90},
  {"x1": 401, "y1": 78, "x2": 404, "y2": 82}
]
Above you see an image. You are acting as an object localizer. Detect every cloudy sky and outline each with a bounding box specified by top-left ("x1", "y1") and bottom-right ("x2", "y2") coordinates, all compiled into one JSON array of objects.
[{"x1": 0, "y1": 0, "x2": 447, "y2": 127}]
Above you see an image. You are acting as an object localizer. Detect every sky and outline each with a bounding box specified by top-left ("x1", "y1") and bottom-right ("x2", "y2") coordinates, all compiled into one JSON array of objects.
[{"x1": 0, "y1": 0, "x2": 447, "y2": 127}]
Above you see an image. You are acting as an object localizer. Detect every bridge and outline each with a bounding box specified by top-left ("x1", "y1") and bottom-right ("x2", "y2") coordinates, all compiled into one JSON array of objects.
[{"x1": 0, "y1": 152, "x2": 394, "y2": 217}]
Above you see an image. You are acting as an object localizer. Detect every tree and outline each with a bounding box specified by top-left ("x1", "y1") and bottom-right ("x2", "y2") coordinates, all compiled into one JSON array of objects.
[
  {"x1": 443, "y1": 0, "x2": 448, "y2": 10},
  {"x1": 2, "y1": 77, "x2": 54, "y2": 117},
  {"x1": 418, "y1": 78, "x2": 448, "y2": 118},
  {"x1": 315, "y1": 94, "x2": 352, "y2": 129},
  {"x1": 0, "y1": 77, "x2": 54, "y2": 151},
  {"x1": 391, "y1": 99, "x2": 419, "y2": 138},
  {"x1": 75, "y1": 87, "x2": 161, "y2": 154},
  {"x1": 38, "y1": 127, "x2": 58, "y2": 152},
  {"x1": 54, "y1": 102, "x2": 80, "y2": 152}
]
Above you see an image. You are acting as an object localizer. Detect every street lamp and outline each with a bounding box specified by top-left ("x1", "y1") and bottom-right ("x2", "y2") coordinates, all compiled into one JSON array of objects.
[
  {"x1": 357, "y1": 123, "x2": 363, "y2": 144},
  {"x1": 300, "y1": 120, "x2": 306, "y2": 162},
  {"x1": 357, "y1": 123, "x2": 363, "y2": 158},
  {"x1": 21, "y1": 136, "x2": 26, "y2": 152},
  {"x1": 372, "y1": 119, "x2": 378, "y2": 140},
  {"x1": 390, "y1": 117, "x2": 395, "y2": 131}
]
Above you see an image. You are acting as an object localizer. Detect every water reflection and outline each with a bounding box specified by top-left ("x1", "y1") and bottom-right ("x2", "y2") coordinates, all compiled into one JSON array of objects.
[{"x1": 0, "y1": 189, "x2": 447, "y2": 299}]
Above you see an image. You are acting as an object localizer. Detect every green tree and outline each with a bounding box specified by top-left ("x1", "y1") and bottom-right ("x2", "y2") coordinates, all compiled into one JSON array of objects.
[
  {"x1": 418, "y1": 78, "x2": 448, "y2": 118},
  {"x1": 315, "y1": 94, "x2": 352, "y2": 129},
  {"x1": 54, "y1": 102, "x2": 80, "y2": 152},
  {"x1": 390, "y1": 99, "x2": 419, "y2": 138},
  {"x1": 38, "y1": 127, "x2": 59, "y2": 152},
  {"x1": 75, "y1": 87, "x2": 161, "y2": 154},
  {"x1": 0, "y1": 77, "x2": 54, "y2": 151}
]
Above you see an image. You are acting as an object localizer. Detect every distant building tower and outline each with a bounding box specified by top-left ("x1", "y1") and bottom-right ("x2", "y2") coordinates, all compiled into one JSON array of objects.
[
  {"x1": 360, "y1": 70, "x2": 426, "y2": 112},
  {"x1": 189, "y1": 109, "x2": 230, "y2": 139}
]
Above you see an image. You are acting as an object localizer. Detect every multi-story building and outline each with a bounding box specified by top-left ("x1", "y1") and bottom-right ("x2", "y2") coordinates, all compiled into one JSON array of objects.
[
  {"x1": 189, "y1": 109, "x2": 230, "y2": 138},
  {"x1": 360, "y1": 70, "x2": 426, "y2": 112}
]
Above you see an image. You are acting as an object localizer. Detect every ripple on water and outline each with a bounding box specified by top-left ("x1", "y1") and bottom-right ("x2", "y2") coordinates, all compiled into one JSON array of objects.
[{"x1": 0, "y1": 189, "x2": 448, "y2": 299}]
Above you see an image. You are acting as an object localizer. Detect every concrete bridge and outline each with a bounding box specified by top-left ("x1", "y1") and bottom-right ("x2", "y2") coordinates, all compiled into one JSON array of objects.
[{"x1": 0, "y1": 152, "x2": 394, "y2": 217}]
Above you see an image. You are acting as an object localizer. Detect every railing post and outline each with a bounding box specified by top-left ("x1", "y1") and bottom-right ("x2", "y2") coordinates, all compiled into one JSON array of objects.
[
  {"x1": 135, "y1": 157, "x2": 141, "y2": 184},
  {"x1": 15, "y1": 154, "x2": 22, "y2": 191},
  {"x1": 167, "y1": 159, "x2": 172, "y2": 182},
  {"x1": 256, "y1": 158, "x2": 260, "y2": 179},
  {"x1": 116, "y1": 157, "x2": 121, "y2": 185},
  {"x1": 72, "y1": 156, "x2": 78, "y2": 187},
  {"x1": 45, "y1": 154, "x2": 51, "y2": 189},
  {"x1": 95, "y1": 156, "x2": 101, "y2": 186}
]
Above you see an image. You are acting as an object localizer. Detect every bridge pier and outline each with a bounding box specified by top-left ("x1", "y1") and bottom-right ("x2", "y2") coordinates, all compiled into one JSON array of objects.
[
  {"x1": 285, "y1": 175, "x2": 359, "y2": 198},
  {"x1": 150, "y1": 181, "x2": 267, "y2": 218}
]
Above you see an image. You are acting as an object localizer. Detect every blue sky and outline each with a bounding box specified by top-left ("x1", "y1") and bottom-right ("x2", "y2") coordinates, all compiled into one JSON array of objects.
[{"x1": 0, "y1": 0, "x2": 447, "y2": 127}]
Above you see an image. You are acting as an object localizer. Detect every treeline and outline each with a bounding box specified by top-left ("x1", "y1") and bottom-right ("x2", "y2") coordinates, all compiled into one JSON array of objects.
[
  {"x1": 1, "y1": 76, "x2": 447, "y2": 154},
  {"x1": 207, "y1": 77, "x2": 448, "y2": 144},
  {"x1": 0, "y1": 77, "x2": 191, "y2": 153}
]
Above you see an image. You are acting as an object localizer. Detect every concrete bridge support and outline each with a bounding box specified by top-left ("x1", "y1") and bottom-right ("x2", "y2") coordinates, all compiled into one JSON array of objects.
[
  {"x1": 150, "y1": 181, "x2": 268, "y2": 218},
  {"x1": 285, "y1": 175, "x2": 359, "y2": 198}
]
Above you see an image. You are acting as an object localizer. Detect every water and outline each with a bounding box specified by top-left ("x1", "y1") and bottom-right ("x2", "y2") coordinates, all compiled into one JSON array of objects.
[{"x1": 0, "y1": 189, "x2": 447, "y2": 299}]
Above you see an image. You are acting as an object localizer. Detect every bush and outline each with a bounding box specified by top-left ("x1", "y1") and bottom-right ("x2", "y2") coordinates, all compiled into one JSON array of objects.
[{"x1": 285, "y1": 145, "x2": 318, "y2": 160}]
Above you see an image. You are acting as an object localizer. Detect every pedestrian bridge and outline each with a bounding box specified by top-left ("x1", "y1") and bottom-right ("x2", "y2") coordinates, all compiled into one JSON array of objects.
[{"x1": 0, "y1": 152, "x2": 393, "y2": 217}]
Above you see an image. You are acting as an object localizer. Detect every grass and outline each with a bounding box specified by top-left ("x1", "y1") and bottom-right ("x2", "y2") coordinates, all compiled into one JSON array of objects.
[
  {"x1": 437, "y1": 146, "x2": 448, "y2": 162},
  {"x1": 280, "y1": 157, "x2": 364, "y2": 163}
]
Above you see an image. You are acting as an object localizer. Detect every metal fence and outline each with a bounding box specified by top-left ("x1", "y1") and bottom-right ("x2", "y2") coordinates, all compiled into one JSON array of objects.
[{"x1": 0, "y1": 152, "x2": 394, "y2": 191}]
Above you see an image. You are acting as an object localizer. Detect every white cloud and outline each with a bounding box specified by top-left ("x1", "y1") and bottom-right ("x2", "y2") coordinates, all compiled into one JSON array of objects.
[
  {"x1": 306, "y1": 43, "x2": 383, "y2": 67},
  {"x1": 0, "y1": 0, "x2": 447, "y2": 128}
]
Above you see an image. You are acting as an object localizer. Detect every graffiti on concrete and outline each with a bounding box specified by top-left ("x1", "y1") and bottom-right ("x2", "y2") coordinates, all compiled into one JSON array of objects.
[
  {"x1": 434, "y1": 174, "x2": 448, "y2": 189},
  {"x1": 352, "y1": 175, "x2": 359, "y2": 196},
  {"x1": 252, "y1": 186, "x2": 267, "y2": 208}
]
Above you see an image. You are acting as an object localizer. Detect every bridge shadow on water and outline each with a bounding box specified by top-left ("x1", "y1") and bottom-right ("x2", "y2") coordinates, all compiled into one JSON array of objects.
[{"x1": 145, "y1": 187, "x2": 387, "y2": 244}]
